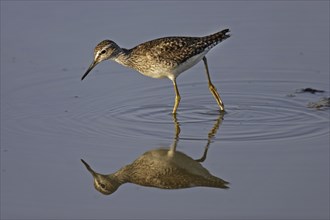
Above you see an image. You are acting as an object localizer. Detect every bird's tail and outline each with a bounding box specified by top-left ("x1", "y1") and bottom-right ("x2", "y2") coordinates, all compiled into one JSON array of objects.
[
  {"x1": 202, "y1": 29, "x2": 231, "y2": 45},
  {"x1": 205, "y1": 177, "x2": 230, "y2": 189},
  {"x1": 193, "y1": 174, "x2": 230, "y2": 189}
]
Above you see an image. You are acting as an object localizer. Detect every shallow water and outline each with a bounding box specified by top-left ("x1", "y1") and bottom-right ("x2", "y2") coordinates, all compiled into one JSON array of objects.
[{"x1": 1, "y1": 1, "x2": 329, "y2": 219}]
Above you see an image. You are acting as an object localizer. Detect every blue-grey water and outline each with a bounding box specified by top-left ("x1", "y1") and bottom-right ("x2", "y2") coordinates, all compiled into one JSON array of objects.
[{"x1": 1, "y1": 1, "x2": 329, "y2": 219}]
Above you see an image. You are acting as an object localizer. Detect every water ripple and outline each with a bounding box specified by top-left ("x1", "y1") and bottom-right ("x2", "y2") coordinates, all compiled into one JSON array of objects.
[
  {"x1": 3, "y1": 69, "x2": 329, "y2": 143},
  {"x1": 73, "y1": 78, "x2": 329, "y2": 141}
]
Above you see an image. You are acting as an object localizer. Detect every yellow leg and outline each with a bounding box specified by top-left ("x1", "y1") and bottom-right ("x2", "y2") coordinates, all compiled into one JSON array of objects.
[
  {"x1": 172, "y1": 79, "x2": 181, "y2": 114},
  {"x1": 195, "y1": 112, "x2": 224, "y2": 162},
  {"x1": 202, "y1": 57, "x2": 225, "y2": 111},
  {"x1": 169, "y1": 114, "x2": 181, "y2": 154}
]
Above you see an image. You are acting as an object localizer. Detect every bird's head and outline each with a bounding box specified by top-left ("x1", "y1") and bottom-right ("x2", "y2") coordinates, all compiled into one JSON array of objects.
[
  {"x1": 81, "y1": 159, "x2": 120, "y2": 195},
  {"x1": 81, "y1": 40, "x2": 120, "y2": 80}
]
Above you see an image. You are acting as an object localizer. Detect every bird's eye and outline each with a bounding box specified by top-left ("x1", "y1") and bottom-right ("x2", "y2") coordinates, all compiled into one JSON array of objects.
[
  {"x1": 100, "y1": 50, "x2": 106, "y2": 54},
  {"x1": 100, "y1": 183, "x2": 106, "y2": 188}
]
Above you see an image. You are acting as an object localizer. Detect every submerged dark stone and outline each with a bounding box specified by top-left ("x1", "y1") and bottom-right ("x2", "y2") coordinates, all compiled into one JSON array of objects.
[
  {"x1": 297, "y1": 88, "x2": 325, "y2": 94},
  {"x1": 307, "y1": 97, "x2": 330, "y2": 109}
]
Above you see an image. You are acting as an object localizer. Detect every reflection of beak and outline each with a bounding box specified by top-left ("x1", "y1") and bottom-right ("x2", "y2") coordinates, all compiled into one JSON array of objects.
[
  {"x1": 81, "y1": 61, "x2": 97, "y2": 81},
  {"x1": 81, "y1": 159, "x2": 96, "y2": 176}
]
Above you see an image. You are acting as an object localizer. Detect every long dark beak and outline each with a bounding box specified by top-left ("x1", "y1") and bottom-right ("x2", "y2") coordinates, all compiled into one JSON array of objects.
[
  {"x1": 81, "y1": 61, "x2": 97, "y2": 81},
  {"x1": 81, "y1": 159, "x2": 96, "y2": 176}
]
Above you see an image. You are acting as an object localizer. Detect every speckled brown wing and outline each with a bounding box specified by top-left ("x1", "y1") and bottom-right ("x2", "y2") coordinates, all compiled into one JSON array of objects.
[
  {"x1": 146, "y1": 166, "x2": 230, "y2": 189},
  {"x1": 128, "y1": 37, "x2": 199, "y2": 68},
  {"x1": 130, "y1": 29, "x2": 230, "y2": 68}
]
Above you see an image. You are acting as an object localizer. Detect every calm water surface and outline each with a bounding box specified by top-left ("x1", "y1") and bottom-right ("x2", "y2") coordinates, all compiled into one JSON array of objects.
[{"x1": 1, "y1": 1, "x2": 329, "y2": 219}]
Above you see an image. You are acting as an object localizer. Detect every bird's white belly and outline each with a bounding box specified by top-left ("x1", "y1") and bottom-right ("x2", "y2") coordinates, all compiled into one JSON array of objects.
[{"x1": 171, "y1": 51, "x2": 208, "y2": 78}]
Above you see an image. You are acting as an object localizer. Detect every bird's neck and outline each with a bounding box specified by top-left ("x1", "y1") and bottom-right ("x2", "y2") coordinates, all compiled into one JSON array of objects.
[
  {"x1": 112, "y1": 164, "x2": 132, "y2": 184},
  {"x1": 113, "y1": 48, "x2": 132, "y2": 67}
]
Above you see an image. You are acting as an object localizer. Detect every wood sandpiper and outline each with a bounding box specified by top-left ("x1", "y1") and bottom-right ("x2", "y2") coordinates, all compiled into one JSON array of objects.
[
  {"x1": 81, "y1": 113, "x2": 228, "y2": 195},
  {"x1": 82, "y1": 29, "x2": 231, "y2": 114}
]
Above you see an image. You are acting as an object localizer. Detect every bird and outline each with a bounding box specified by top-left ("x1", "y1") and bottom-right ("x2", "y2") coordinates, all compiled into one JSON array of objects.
[
  {"x1": 81, "y1": 148, "x2": 229, "y2": 195},
  {"x1": 81, "y1": 113, "x2": 228, "y2": 195},
  {"x1": 81, "y1": 29, "x2": 231, "y2": 114}
]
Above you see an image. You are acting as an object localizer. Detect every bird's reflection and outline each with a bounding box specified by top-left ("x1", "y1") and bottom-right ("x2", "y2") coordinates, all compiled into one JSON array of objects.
[{"x1": 81, "y1": 113, "x2": 229, "y2": 195}]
